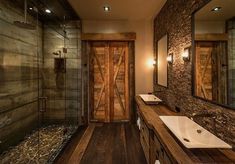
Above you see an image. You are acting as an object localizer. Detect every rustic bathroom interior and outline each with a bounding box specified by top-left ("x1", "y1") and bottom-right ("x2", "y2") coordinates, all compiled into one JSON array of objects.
[{"x1": 0, "y1": 0, "x2": 235, "y2": 163}]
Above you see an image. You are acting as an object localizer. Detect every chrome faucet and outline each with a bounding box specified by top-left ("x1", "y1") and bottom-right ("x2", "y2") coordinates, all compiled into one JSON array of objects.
[
  {"x1": 190, "y1": 111, "x2": 218, "y2": 135},
  {"x1": 190, "y1": 111, "x2": 216, "y2": 121},
  {"x1": 149, "y1": 90, "x2": 164, "y2": 94}
]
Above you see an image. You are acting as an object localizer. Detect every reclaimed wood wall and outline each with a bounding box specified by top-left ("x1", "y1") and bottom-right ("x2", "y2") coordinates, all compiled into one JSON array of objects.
[
  {"x1": 0, "y1": 0, "x2": 43, "y2": 152},
  {"x1": 42, "y1": 21, "x2": 82, "y2": 124}
]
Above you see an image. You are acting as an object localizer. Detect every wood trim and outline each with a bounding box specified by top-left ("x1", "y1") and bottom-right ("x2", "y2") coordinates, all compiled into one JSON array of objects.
[
  {"x1": 85, "y1": 41, "x2": 134, "y2": 123},
  {"x1": 108, "y1": 43, "x2": 112, "y2": 122},
  {"x1": 195, "y1": 34, "x2": 228, "y2": 41},
  {"x1": 125, "y1": 45, "x2": 130, "y2": 120},
  {"x1": 81, "y1": 33, "x2": 136, "y2": 41},
  {"x1": 68, "y1": 124, "x2": 96, "y2": 164}
]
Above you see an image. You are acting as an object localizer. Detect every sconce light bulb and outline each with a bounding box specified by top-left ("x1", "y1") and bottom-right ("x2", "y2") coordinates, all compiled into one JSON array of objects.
[
  {"x1": 166, "y1": 56, "x2": 172, "y2": 63},
  {"x1": 167, "y1": 54, "x2": 173, "y2": 64},
  {"x1": 182, "y1": 48, "x2": 190, "y2": 61},
  {"x1": 152, "y1": 60, "x2": 156, "y2": 66}
]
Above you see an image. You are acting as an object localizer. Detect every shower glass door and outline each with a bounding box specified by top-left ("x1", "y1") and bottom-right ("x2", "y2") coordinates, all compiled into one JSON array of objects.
[{"x1": 39, "y1": 21, "x2": 81, "y2": 163}]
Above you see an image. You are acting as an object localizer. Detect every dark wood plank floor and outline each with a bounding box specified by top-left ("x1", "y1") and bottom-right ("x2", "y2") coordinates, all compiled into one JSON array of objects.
[
  {"x1": 80, "y1": 123, "x2": 147, "y2": 164},
  {"x1": 55, "y1": 126, "x2": 87, "y2": 164}
]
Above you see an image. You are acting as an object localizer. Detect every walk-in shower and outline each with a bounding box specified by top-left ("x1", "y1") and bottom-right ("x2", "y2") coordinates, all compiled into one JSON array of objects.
[{"x1": 0, "y1": 0, "x2": 82, "y2": 163}]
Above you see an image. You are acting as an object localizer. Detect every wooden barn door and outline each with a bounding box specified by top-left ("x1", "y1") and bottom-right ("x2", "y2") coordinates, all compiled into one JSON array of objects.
[{"x1": 90, "y1": 42, "x2": 129, "y2": 122}]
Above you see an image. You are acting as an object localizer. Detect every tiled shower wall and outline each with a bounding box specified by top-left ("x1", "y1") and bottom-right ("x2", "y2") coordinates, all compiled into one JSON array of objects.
[
  {"x1": 0, "y1": 0, "x2": 42, "y2": 152},
  {"x1": 154, "y1": 0, "x2": 235, "y2": 146},
  {"x1": 42, "y1": 21, "x2": 82, "y2": 124}
]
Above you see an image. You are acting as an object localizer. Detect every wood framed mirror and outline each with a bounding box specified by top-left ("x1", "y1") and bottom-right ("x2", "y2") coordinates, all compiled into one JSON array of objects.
[{"x1": 192, "y1": 0, "x2": 235, "y2": 109}]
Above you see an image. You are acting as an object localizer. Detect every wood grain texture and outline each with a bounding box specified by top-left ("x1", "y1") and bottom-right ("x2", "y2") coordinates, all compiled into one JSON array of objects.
[
  {"x1": 90, "y1": 42, "x2": 130, "y2": 122},
  {"x1": 80, "y1": 123, "x2": 147, "y2": 164},
  {"x1": 55, "y1": 126, "x2": 87, "y2": 164},
  {"x1": 136, "y1": 96, "x2": 235, "y2": 163},
  {"x1": 68, "y1": 124, "x2": 96, "y2": 164},
  {"x1": 195, "y1": 33, "x2": 228, "y2": 41},
  {"x1": 0, "y1": 0, "x2": 42, "y2": 153},
  {"x1": 81, "y1": 33, "x2": 136, "y2": 41}
]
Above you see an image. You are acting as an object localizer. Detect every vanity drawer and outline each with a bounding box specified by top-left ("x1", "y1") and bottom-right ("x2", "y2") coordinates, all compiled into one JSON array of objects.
[
  {"x1": 140, "y1": 117, "x2": 150, "y2": 147},
  {"x1": 140, "y1": 131, "x2": 150, "y2": 163},
  {"x1": 154, "y1": 135, "x2": 174, "y2": 164}
]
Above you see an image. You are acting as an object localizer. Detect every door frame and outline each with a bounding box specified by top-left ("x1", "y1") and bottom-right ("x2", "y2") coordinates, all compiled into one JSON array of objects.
[{"x1": 81, "y1": 33, "x2": 136, "y2": 123}]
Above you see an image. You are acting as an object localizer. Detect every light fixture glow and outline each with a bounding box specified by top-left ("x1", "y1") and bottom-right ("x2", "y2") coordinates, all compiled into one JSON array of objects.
[
  {"x1": 147, "y1": 59, "x2": 156, "y2": 68},
  {"x1": 45, "y1": 9, "x2": 51, "y2": 14},
  {"x1": 211, "y1": 7, "x2": 222, "y2": 12},
  {"x1": 167, "y1": 53, "x2": 173, "y2": 64},
  {"x1": 182, "y1": 47, "x2": 190, "y2": 61},
  {"x1": 29, "y1": 7, "x2": 33, "y2": 10},
  {"x1": 152, "y1": 60, "x2": 156, "y2": 66},
  {"x1": 103, "y1": 6, "x2": 111, "y2": 12}
]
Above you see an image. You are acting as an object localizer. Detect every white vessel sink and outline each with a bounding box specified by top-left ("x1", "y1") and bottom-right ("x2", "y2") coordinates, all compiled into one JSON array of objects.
[
  {"x1": 139, "y1": 94, "x2": 162, "y2": 104},
  {"x1": 159, "y1": 116, "x2": 232, "y2": 149}
]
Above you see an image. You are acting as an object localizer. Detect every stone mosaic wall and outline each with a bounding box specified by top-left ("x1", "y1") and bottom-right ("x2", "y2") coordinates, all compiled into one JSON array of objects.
[
  {"x1": 154, "y1": 0, "x2": 235, "y2": 146},
  {"x1": 228, "y1": 20, "x2": 235, "y2": 107}
]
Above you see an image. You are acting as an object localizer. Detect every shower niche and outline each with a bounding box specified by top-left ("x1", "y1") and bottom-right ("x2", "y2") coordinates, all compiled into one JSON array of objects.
[
  {"x1": 0, "y1": 0, "x2": 82, "y2": 163},
  {"x1": 54, "y1": 58, "x2": 66, "y2": 73}
]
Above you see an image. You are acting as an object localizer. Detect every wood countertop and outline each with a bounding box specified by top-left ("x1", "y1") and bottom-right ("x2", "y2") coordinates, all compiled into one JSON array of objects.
[{"x1": 135, "y1": 96, "x2": 235, "y2": 164}]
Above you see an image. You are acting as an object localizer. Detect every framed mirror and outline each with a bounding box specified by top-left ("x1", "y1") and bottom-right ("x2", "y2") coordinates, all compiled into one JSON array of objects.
[
  {"x1": 157, "y1": 34, "x2": 168, "y2": 87},
  {"x1": 193, "y1": 0, "x2": 235, "y2": 109}
]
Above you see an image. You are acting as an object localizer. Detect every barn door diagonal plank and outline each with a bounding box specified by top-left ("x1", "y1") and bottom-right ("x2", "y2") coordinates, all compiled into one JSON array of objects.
[{"x1": 90, "y1": 42, "x2": 130, "y2": 122}]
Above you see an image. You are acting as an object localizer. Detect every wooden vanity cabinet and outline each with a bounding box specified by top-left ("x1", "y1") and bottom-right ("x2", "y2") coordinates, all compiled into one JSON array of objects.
[
  {"x1": 138, "y1": 112, "x2": 174, "y2": 164},
  {"x1": 139, "y1": 114, "x2": 150, "y2": 163},
  {"x1": 153, "y1": 134, "x2": 175, "y2": 164},
  {"x1": 136, "y1": 96, "x2": 235, "y2": 164}
]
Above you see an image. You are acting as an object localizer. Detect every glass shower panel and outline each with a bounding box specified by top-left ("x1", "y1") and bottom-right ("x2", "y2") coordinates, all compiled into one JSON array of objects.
[
  {"x1": 39, "y1": 23, "x2": 68, "y2": 163},
  {"x1": 64, "y1": 21, "x2": 82, "y2": 136},
  {"x1": 39, "y1": 21, "x2": 81, "y2": 162}
]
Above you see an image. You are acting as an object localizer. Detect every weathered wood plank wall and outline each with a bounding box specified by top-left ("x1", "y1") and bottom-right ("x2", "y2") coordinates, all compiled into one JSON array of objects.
[{"x1": 0, "y1": 0, "x2": 42, "y2": 152}]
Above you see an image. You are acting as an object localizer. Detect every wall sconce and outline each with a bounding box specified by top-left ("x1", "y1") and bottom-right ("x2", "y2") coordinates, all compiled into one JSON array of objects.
[
  {"x1": 152, "y1": 59, "x2": 157, "y2": 66},
  {"x1": 147, "y1": 58, "x2": 156, "y2": 68},
  {"x1": 182, "y1": 47, "x2": 190, "y2": 61},
  {"x1": 167, "y1": 53, "x2": 173, "y2": 64}
]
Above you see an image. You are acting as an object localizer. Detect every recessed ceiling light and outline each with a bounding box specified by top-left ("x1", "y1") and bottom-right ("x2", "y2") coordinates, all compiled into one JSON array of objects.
[
  {"x1": 211, "y1": 7, "x2": 222, "y2": 12},
  {"x1": 103, "y1": 6, "x2": 111, "y2": 12},
  {"x1": 45, "y1": 9, "x2": 51, "y2": 14}
]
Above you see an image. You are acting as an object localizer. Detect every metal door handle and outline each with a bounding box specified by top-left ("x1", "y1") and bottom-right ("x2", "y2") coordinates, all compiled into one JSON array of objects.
[{"x1": 39, "y1": 97, "x2": 47, "y2": 112}]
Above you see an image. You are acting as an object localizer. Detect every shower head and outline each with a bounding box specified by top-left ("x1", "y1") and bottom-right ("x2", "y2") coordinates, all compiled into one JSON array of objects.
[
  {"x1": 14, "y1": 21, "x2": 36, "y2": 30},
  {"x1": 14, "y1": 0, "x2": 36, "y2": 30}
]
